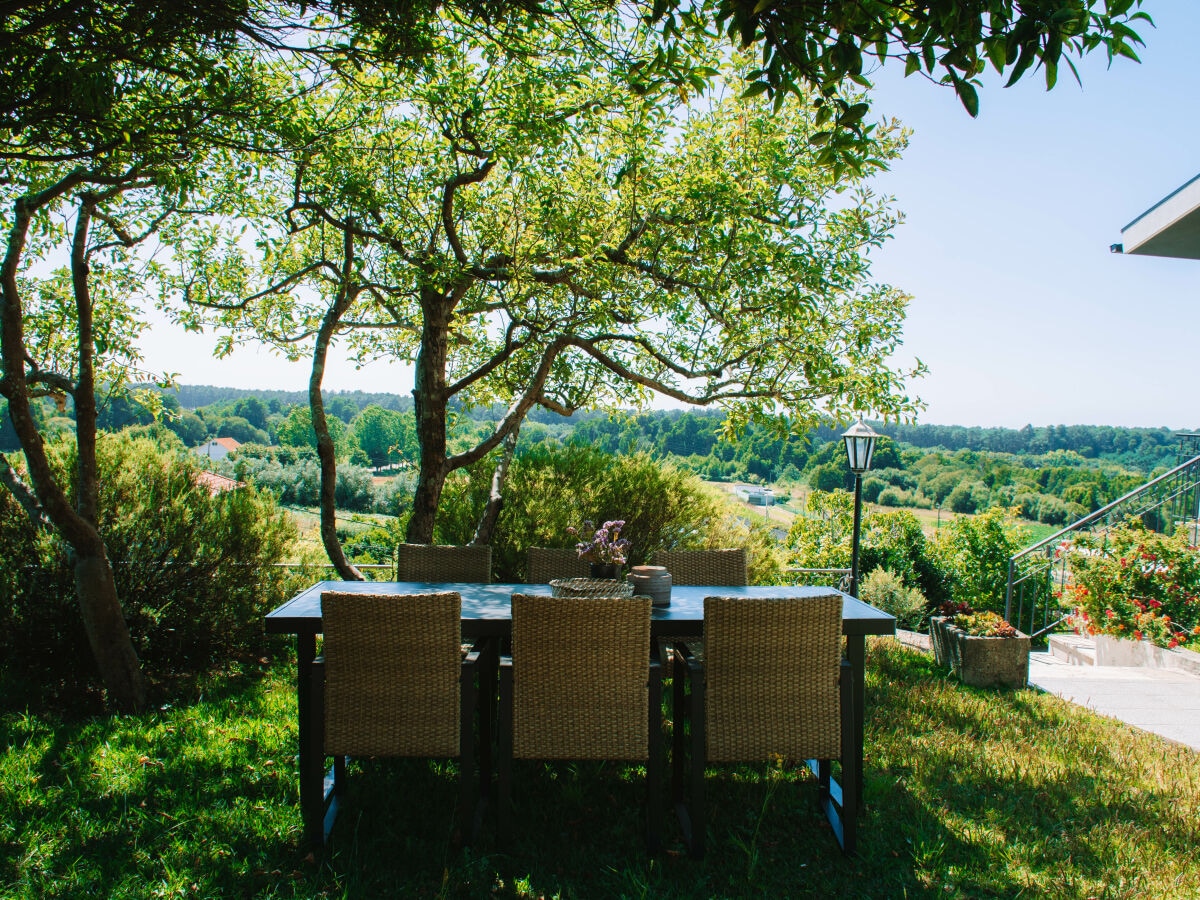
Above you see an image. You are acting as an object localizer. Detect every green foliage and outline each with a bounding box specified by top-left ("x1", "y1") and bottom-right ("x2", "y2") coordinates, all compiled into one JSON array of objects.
[
  {"x1": 433, "y1": 444, "x2": 782, "y2": 582},
  {"x1": 351, "y1": 404, "x2": 415, "y2": 469},
  {"x1": 678, "y1": 1, "x2": 1149, "y2": 148},
  {"x1": 0, "y1": 434, "x2": 303, "y2": 705},
  {"x1": 275, "y1": 405, "x2": 346, "y2": 453},
  {"x1": 215, "y1": 414, "x2": 269, "y2": 445},
  {"x1": 931, "y1": 507, "x2": 1023, "y2": 614},
  {"x1": 861, "y1": 509, "x2": 949, "y2": 606},
  {"x1": 1066, "y1": 520, "x2": 1200, "y2": 650},
  {"x1": 859, "y1": 568, "x2": 927, "y2": 630},
  {"x1": 166, "y1": 409, "x2": 208, "y2": 446},
  {"x1": 225, "y1": 450, "x2": 380, "y2": 513}
]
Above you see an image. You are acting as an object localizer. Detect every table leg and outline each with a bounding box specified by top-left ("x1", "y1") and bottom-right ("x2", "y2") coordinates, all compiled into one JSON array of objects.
[
  {"x1": 294, "y1": 632, "x2": 320, "y2": 848},
  {"x1": 845, "y1": 633, "x2": 866, "y2": 813}
]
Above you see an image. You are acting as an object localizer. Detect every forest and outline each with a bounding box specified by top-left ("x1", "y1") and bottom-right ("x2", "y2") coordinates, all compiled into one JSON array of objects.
[{"x1": 1, "y1": 387, "x2": 1183, "y2": 529}]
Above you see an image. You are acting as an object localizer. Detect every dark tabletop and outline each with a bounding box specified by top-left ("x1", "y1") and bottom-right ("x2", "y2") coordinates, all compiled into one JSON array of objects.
[{"x1": 266, "y1": 581, "x2": 896, "y2": 639}]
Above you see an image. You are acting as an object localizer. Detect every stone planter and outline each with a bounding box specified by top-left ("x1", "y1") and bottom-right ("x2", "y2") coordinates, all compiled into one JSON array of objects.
[
  {"x1": 930, "y1": 616, "x2": 1030, "y2": 688},
  {"x1": 929, "y1": 616, "x2": 955, "y2": 666},
  {"x1": 950, "y1": 628, "x2": 1031, "y2": 688}
]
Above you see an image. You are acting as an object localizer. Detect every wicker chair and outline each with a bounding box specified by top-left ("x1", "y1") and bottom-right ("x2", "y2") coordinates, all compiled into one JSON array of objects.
[
  {"x1": 308, "y1": 591, "x2": 483, "y2": 848},
  {"x1": 654, "y1": 549, "x2": 748, "y2": 671},
  {"x1": 671, "y1": 594, "x2": 857, "y2": 857},
  {"x1": 652, "y1": 548, "x2": 748, "y2": 586},
  {"x1": 498, "y1": 593, "x2": 663, "y2": 851},
  {"x1": 396, "y1": 543, "x2": 492, "y2": 583},
  {"x1": 525, "y1": 547, "x2": 590, "y2": 584}
]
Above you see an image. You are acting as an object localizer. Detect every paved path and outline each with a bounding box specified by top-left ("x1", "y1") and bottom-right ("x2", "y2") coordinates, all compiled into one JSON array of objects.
[
  {"x1": 892, "y1": 631, "x2": 1200, "y2": 751},
  {"x1": 1027, "y1": 651, "x2": 1200, "y2": 751}
]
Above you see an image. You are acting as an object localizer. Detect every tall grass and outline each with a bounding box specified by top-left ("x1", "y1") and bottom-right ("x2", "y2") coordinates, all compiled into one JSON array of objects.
[{"x1": 2, "y1": 640, "x2": 1197, "y2": 898}]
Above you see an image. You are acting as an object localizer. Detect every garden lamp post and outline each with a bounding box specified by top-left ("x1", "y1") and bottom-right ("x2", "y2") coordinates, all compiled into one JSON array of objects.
[{"x1": 843, "y1": 419, "x2": 879, "y2": 597}]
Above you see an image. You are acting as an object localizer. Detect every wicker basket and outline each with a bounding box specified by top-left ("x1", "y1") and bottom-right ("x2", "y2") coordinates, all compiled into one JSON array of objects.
[{"x1": 549, "y1": 577, "x2": 634, "y2": 599}]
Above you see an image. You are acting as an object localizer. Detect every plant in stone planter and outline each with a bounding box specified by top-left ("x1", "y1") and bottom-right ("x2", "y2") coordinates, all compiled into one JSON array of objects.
[
  {"x1": 952, "y1": 611, "x2": 1019, "y2": 638},
  {"x1": 948, "y1": 611, "x2": 1029, "y2": 688},
  {"x1": 931, "y1": 603, "x2": 1029, "y2": 687},
  {"x1": 929, "y1": 600, "x2": 973, "y2": 666}
]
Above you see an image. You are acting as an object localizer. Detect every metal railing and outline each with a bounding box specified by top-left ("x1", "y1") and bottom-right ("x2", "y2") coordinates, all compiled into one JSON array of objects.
[
  {"x1": 787, "y1": 567, "x2": 853, "y2": 592},
  {"x1": 1005, "y1": 451, "x2": 1200, "y2": 638}
]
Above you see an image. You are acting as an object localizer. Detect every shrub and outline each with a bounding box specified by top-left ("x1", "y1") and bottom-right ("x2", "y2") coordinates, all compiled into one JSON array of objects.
[
  {"x1": 0, "y1": 434, "x2": 304, "y2": 706},
  {"x1": 859, "y1": 568, "x2": 927, "y2": 630},
  {"x1": 433, "y1": 443, "x2": 783, "y2": 582},
  {"x1": 930, "y1": 507, "x2": 1022, "y2": 615}
]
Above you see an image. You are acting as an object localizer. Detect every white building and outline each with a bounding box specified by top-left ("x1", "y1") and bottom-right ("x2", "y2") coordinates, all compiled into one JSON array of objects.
[
  {"x1": 194, "y1": 437, "x2": 241, "y2": 461},
  {"x1": 733, "y1": 484, "x2": 775, "y2": 507}
]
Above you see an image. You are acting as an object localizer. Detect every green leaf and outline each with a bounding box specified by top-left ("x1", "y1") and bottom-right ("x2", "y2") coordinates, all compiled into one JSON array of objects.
[
  {"x1": 741, "y1": 81, "x2": 770, "y2": 99},
  {"x1": 956, "y1": 80, "x2": 979, "y2": 118},
  {"x1": 904, "y1": 52, "x2": 920, "y2": 76}
]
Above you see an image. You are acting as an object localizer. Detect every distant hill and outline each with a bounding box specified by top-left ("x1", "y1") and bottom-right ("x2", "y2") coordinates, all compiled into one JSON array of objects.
[{"x1": 163, "y1": 385, "x2": 413, "y2": 412}]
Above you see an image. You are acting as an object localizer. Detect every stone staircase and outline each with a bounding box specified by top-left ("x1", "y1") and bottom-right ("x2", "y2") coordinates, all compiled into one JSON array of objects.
[
  {"x1": 1047, "y1": 634, "x2": 1096, "y2": 666},
  {"x1": 1046, "y1": 632, "x2": 1200, "y2": 678}
]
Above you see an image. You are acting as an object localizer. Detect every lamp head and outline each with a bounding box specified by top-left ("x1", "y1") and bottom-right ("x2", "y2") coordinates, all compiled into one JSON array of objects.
[{"x1": 842, "y1": 419, "x2": 879, "y2": 475}]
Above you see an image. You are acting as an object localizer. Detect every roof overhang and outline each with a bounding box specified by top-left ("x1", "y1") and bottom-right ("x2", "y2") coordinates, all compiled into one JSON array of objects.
[{"x1": 1119, "y1": 174, "x2": 1200, "y2": 259}]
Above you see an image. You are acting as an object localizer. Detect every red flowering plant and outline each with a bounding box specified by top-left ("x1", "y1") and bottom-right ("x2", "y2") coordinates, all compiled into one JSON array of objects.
[{"x1": 1065, "y1": 519, "x2": 1200, "y2": 650}]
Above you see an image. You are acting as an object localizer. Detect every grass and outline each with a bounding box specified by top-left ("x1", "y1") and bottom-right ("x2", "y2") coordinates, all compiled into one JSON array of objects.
[{"x1": 3, "y1": 641, "x2": 1199, "y2": 898}]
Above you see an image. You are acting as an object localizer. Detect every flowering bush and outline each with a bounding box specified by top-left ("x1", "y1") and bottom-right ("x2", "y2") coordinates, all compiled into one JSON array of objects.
[
  {"x1": 567, "y1": 519, "x2": 631, "y2": 566},
  {"x1": 1064, "y1": 519, "x2": 1200, "y2": 651}
]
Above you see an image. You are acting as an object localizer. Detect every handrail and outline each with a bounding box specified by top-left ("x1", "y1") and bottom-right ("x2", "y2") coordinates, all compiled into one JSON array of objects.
[
  {"x1": 1011, "y1": 453, "x2": 1200, "y2": 563},
  {"x1": 1005, "y1": 450, "x2": 1200, "y2": 638}
]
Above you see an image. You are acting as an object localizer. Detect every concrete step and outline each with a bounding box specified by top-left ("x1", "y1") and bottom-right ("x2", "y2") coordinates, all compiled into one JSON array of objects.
[{"x1": 1048, "y1": 633, "x2": 1095, "y2": 666}]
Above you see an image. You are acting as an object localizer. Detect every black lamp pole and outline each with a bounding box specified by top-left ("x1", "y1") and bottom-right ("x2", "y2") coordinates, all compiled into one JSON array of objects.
[
  {"x1": 850, "y1": 471, "x2": 864, "y2": 596},
  {"x1": 842, "y1": 419, "x2": 879, "y2": 598}
]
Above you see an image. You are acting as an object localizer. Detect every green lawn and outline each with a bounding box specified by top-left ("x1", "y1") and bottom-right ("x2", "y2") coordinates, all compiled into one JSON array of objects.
[{"x1": 3, "y1": 641, "x2": 1198, "y2": 898}]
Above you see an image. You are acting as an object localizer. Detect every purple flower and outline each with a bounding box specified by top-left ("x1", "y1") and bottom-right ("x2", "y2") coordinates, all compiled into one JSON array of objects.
[{"x1": 571, "y1": 519, "x2": 629, "y2": 565}]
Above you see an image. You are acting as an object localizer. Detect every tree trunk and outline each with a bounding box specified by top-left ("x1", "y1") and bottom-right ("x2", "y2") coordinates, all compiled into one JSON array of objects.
[
  {"x1": 310, "y1": 228, "x2": 362, "y2": 580},
  {"x1": 0, "y1": 185, "x2": 146, "y2": 711},
  {"x1": 471, "y1": 426, "x2": 518, "y2": 547},
  {"x1": 73, "y1": 543, "x2": 146, "y2": 713},
  {"x1": 406, "y1": 290, "x2": 451, "y2": 544}
]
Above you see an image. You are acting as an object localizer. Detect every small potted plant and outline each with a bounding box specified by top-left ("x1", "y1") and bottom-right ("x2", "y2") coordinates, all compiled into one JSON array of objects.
[{"x1": 567, "y1": 519, "x2": 630, "y2": 579}]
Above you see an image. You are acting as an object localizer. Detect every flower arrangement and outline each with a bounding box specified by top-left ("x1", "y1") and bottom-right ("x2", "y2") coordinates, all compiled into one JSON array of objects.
[{"x1": 567, "y1": 519, "x2": 630, "y2": 566}]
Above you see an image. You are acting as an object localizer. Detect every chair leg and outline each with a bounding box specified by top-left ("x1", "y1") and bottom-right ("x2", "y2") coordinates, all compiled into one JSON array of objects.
[
  {"x1": 647, "y1": 654, "x2": 663, "y2": 853},
  {"x1": 497, "y1": 658, "x2": 514, "y2": 843}
]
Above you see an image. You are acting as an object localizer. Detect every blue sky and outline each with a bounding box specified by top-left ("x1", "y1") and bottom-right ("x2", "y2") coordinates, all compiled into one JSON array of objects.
[{"x1": 141, "y1": 3, "x2": 1200, "y2": 429}]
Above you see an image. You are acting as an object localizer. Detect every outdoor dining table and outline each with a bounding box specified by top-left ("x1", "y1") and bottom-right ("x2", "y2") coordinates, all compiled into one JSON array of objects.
[{"x1": 265, "y1": 581, "x2": 896, "y2": 847}]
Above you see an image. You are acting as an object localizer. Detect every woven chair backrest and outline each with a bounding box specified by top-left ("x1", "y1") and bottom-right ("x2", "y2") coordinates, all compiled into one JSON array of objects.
[
  {"x1": 321, "y1": 591, "x2": 462, "y2": 758},
  {"x1": 510, "y1": 593, "x2": 651, "y2": 761},
  {"x1": 703, "y1": 593, "x2": 843, "y2": 762},
  {"x1": 525, "y1": 547, "x2": 590, "y2": 584},
  {"x1": 396, "y1": 543, "x2": 491, "y2": 583},
  {"x1": 654, "y1": 549, "x2": 748, "y2": 586}
]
